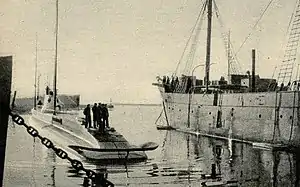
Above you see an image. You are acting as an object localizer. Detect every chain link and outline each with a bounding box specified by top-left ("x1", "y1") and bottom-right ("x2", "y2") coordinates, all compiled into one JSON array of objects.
[{"x1": 9, "y1": 111, "x2": 97, "y2": 181}]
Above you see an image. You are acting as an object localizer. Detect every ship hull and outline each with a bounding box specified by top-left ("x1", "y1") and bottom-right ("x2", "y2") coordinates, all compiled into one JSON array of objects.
[
  {"x1": 31, "y1": 109, "x2": 99, "y2": 148},
  {"x1": 158, "y1": 86, "x2": 300, "y2": 146},
  {"x1": 75, "y1": 150, "x2": 147, "y2": 162},
  {"x1": 31, "y1": 109, "x2": 148, "y2": 161}
]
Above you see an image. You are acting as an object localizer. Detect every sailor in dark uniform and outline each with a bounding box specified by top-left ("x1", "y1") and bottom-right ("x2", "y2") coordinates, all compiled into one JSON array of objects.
[
  {"x1": 92, "y1": 103, "x2": 98, "y2": 128},
  {"x1": 103, "y1": 104, "x2": 109, "y2": 128},
  {"x1": 83, "y1": 104, "x2": 91, "y2": 128},
  {"x1": 97, "y1": 103, "x2": 104, "y2": 133}
]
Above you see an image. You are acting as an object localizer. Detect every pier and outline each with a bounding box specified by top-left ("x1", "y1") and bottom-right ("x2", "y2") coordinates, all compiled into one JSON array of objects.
[{"x1": 0, "y1": 56, "x2": 12, "y2": 186}]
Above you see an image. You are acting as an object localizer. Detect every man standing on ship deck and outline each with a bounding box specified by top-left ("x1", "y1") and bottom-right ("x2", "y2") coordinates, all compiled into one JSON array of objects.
[
  {"x1": 97, "y1": 103, "x2": 104, "y2": 133},
  {"x1": 103, "y1": 104, "x2": 109, "y2": 128},
  {"x1": 92, "y1": 103, "x2": 98, "y2": 128},
  {"x1": 83, "y1": 104, "x2": 91, "y2": 128}
]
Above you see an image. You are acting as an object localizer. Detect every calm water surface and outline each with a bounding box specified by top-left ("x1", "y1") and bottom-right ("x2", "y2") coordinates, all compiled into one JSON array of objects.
[{"x1": 3, "y1": 105, "x2": 300, "y2": 186}]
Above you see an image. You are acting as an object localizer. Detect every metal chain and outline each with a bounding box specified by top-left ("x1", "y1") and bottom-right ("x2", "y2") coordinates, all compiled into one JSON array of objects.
[{"x1": 9, "y1": 111, "x2": 97, "y2": 181}]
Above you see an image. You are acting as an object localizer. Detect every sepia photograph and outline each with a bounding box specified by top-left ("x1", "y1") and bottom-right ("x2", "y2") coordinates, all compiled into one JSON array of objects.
[{"x1": 1, "y1": 0, "x2": 300, "y2": 186}]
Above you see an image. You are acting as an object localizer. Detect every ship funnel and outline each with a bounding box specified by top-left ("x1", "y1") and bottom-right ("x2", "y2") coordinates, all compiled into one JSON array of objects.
[{"x1": 252, "y1": 49, "x2": 256, "y2": 92}]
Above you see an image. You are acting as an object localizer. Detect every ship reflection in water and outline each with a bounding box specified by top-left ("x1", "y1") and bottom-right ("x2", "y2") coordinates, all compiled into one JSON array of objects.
[
  {"x1": 48, "y1": 131, "x2": 300, "y2": 186},
  {"x1": 159, "y1": 130, "x2": 300, "y2": 186},
  {"x1": 3, "y1": 108, "x2": 300, "y2": 186}
]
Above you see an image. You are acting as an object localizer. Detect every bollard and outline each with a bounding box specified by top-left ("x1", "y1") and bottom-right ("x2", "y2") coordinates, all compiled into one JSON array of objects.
[
  {"x1": 91, "y1": 171, "x2": 114, "y2": 187},
  {"x1": 83, "y1": 177, "x2": 90, "y2": 187},
  {"x1": 211, "y1": 163, "x2": 216, "y2": 179},
  {"x1": 92, "y1": 173, "x2": 105, "y2": 186}
]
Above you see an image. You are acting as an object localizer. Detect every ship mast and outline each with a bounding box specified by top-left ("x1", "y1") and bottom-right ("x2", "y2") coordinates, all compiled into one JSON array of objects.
[
  {"x1": 205, "y1": 0, "x2": 213, "y2": 91},
  {"x1": 37, "y1": 74, "x2": 41, "y2": 101},
  {"x1": 53, "y1": 0, "x2": 59, "y2": 115},
  {"x1": 227, "y1": 30, "x2": 230, "y2": 78},
  {"x1": 34, "y1": 34, "x2": 38, "y2": 110}
]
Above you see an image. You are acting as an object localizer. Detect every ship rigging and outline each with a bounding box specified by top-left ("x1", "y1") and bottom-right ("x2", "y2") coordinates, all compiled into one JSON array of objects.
[{"x1": 154, "y1": 0, "x2": 300, "y2": 147}]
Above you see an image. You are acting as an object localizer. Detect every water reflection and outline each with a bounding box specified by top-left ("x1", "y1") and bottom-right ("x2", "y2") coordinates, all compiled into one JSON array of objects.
[
  {"x1": 46, "y1": 150, "x2": 56, "y2": 187},
  {"x1": 159, "y1": 130, "x2": 300, "y2": 187},
  {"x1": 5, "y1": 112, "x2": 300, "y2": 186},
  {"x1": 31, "y1": 137, "x2": 37, "y2": 187}
]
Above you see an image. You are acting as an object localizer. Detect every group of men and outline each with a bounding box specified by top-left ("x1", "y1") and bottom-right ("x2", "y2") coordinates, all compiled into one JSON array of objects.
[
  {"x1": 83, "y1": 103, "x2": 109, "y2": 133},
  {"x1": 162, "y1": 75, "x2": 180, "y2": 93}
]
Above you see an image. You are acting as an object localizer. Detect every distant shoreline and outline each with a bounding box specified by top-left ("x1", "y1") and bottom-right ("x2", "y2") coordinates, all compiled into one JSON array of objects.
[
  {"x1": 115, "y1": 103, "x2": 161, "y2": 106},
  {"x1": 12, "y1": 97, "x2": 162, "y2": 113},
  {"x1": 80, "y1": 103, "x2": 161, "y2": 107}
]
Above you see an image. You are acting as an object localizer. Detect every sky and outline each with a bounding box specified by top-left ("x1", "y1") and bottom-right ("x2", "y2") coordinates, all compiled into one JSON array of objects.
[{"x1": 0, "y1": 0, "x2": 296, "y2": 104}]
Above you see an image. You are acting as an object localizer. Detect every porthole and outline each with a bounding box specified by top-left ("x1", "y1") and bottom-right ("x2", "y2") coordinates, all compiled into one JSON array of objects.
[
  {"x1": 259, "y1": 114, "x2": 261, "y2": 118},
  {"x1": 179, "y1": 109, "x2": 181, "y2": 112},
  {"x1": 209, "y1": 112, "x2": 211, "y2": 115},
  {"x1": 280, "y1": 115, "x2": 283, "y2": 118}
]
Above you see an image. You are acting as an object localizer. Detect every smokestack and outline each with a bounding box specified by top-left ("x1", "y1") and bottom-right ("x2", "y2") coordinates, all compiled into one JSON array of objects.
[{"x1": 252, "y1": 49, "x2": 256, "y2": 92}]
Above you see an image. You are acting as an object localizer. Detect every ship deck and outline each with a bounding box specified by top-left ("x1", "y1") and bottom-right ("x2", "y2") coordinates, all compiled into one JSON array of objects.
[{"x1": 69, "y1": 128, "x2": 149, "y2": 163}]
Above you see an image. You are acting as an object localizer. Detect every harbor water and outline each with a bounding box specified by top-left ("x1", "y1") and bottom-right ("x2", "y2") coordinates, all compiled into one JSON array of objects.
[{"x1": 3, "y1": 104, "x2": 300, "y2": 186}]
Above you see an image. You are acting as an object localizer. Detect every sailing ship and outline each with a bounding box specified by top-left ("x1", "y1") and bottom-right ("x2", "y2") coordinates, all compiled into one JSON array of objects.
[
  {"x1": 31, "y1": 0, "x2": 158, "y2": 161},
  {"x1": 30, "y1": 0, "x2": 98, "y2": 156},
  {"x1": 107, "y1": 98, "x2": 114, "y2": 109},
  {"x1": 153, "y1": 0, "x2": 300, "y2": 147}
]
